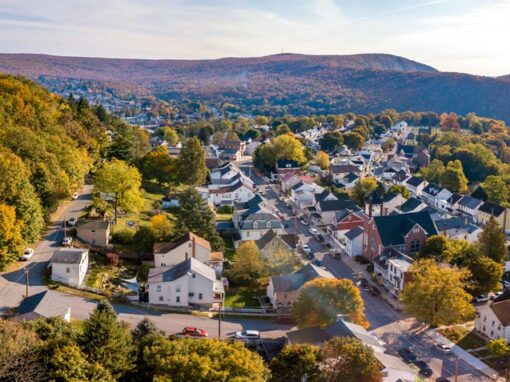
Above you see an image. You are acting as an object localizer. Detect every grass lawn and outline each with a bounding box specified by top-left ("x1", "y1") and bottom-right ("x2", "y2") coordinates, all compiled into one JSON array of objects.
[
  {"x1": 215, "y1": 213, "x2": 233, "y2": 222},
  {"x1": 116, "y1": 191, "x2": 167, "y2": 232},
  {"x1": 224, "y1": 285, "x2": 266, "y2": 308},
  {"x1": 222, "y1": 236, "x2": 236, "y2": 261},
  {"x1": 438, "y1": 326, "x2": 487, "y2": 350}
]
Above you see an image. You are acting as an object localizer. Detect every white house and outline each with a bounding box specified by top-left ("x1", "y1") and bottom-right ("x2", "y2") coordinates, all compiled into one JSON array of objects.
[
  {"x1": 475, "y1": 291, "x2": 510, "y2": 341},
  {"x1": 233, "y1": 195, "x2": 284, "y2": 241},
  {"x1": 51, "y1": 249, "x2": 89, "y2": 287},
  {"x1": 147, "y1": 258, "x2": 224, "y2": 308},
  {"x1": 154, "y1": 232, "x2": 223, "y2": 275},
  {"x1": 422, "y1": 184, "x2": 453, "y2": 211},
  {"x1": 456, "y1": 196, "x2": 483, "y2": 217},
  {"x1": 373, "y1": 249, "x2": 414, "y2": 298},
  {"x1": 329, "y1": 163, "x2": 362, "y2": 184},
  {"x1": 343, "y1": 226, "x2": 364, "y2": 257},
  {"x1": 404, "y1": 176, "x2": 428, "y2": 197},
  {"x1": 435, "y1": 216, "x2": 482, "y2": 243},
  {"x1": 199, "y1": 179, "x2": 255, "y2": 206}
]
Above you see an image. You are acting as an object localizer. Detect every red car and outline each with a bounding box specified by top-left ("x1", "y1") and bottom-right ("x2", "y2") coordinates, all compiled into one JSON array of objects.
[{"x1": 178, "y1": 327, "x2": 208, "y2": 338}]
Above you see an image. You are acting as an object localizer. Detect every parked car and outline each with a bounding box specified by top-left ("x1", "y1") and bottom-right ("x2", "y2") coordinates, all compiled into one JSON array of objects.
[
  {"x1": 368, "y1": 286, "x2": 381, "y2": 296},
  {"x1": 71, "y1": 192, "x2": 79, "y2": 200},
  {"x1": 68, "y1": 217, "x2": 78, "y2": 226},
  {"x1": 234, "y1": 330, "x2": 260, "y2": 342},
  {"x1": 324, "y1": 242, "x2": 333, "y2": 250},
  {"x1": 21, "y1": 248, "x2": 34, "y2": 261},
  {"x1": 491, "y1": 291, "x2": 504, "y2": 300},
  {"x1": 473, "y1": 295, "x2": 490, "y2": 303},
  {"x1": 316, "y1": 234, "x2": 325, "y2": 242},
  {"x1": 414, "y1": 360, "x2": 433, "y2": 377},
  {"x1": 436, "y1": 377, "x2": 450, "y2": 382},
  {"x1": 62, "y1": 237, "x2": 73, "y2": 246},
  {"x1": 398, "y1": 348, "x2": 418, "y2": 363},
  {"x1": 177, "y1": 327, "x2": 208, "y2": 338},
  {"x1": 329, "y1": 251, "x2": 342, "y2": 259},
  {"x1": 357, "y1": 278, "x2": 369, "y2": 289},
  {"x1": 302, "y1": 244, "x2": 312, "y2": 255},
  {"x1": 502, "y1": 280, "x2": 510, "y2": 288},
  {"x1": 312, "y1": 259, "x2": 324, "y2": 268},
  {"x1": 437, "y1": 344, "x2": 452, "y2": 354},
  {"x1": 301, "y1": 220, "x2": 309, "y2": 226},
  {"x1": 309, "y1": 228, "x2": 318, "y2": 236}
]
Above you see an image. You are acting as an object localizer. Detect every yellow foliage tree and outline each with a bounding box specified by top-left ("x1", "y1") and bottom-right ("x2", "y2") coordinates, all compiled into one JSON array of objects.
[
  {"x1": 229, "y1": 241, "x2": 265, "y2": 285},
  {"x1": 0, "y1": 203, "x2": 24, "y2": 269},
  {"x1": 316, "y1": 151, "x2": 330, "y2": 170},
  {"x1": 150, "y1": 214, "x2": 174, "y2": 241}
]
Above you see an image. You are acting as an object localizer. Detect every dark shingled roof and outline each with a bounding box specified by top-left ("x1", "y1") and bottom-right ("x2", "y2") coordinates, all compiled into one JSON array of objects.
[
  {"x1": 51, "y1": 249, "x2": 87, "y2": 264},
  {"x1": 457, "y1": 195, "x2": 483, "y2": 210},
  {"x1": 405, "y1": 176, "x2": 425, "y2": 188},
  {"x1": 374, "y1": 211, "x2": 438, "y2": 247},
  {"x1": 398, "y1": 197, "x2": 424, "y2": 213},
  {"x1": 276, "y1": 159, "x2": 300, "y2": 169},
  {"x1": 76, "y1": 220, "x2": 110, "y2": 230},
  {"x1": 423, "y1": 183, "x2": 444, "y2": 196},
  {"x1": 16, "y1": 291, "x2": 69, "y2": 320},
  {"x1": 344, "y1": 226, "x2": 364, "y2": 240},
  {"x1": 319, "y1": 199, "x2": 358, "y2": 212},
  {"x1": 330, "y1": 164, "x2": 360, "y2": 174},
  {"x1": 392, "y1": 170, "x2": 410, "y2": 182},
  {"x1": 478, "y1": 201, "x2": 506, "y2": 217},
  {"x1": 491, "y1": 300, "x2": 510, "y2": 326},
  {"x1": 270, "y1": 263, "x2": 333, "y2": 293}
]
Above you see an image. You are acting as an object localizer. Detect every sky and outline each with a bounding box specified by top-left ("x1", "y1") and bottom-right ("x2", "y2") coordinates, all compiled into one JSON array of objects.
[{"x1": 0, "y1": 0, "x2": 509, "y2": 76}]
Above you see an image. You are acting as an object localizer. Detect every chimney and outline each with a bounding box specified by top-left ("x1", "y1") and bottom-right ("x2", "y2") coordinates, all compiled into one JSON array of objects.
[
  {"x1": 192, "y1": 236, "x2": 196, "y2": 258},
  {"x1": 380, "y1": 197, "x2": 384, "y2": 216},
  {"x1": 368, "y1": 199, "x2": 373, "y2": 218}
]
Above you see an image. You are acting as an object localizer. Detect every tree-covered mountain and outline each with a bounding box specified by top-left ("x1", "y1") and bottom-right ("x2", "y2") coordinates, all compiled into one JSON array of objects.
[{"x1": 3, "y1": 52, "x2": 510, "y2": 121}]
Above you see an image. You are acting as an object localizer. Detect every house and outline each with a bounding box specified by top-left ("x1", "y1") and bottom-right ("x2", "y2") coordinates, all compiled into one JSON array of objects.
[
  {"x1": 218, "y1": 140, "x2": 246, "y2": 160},
  {"x1": 233, "y1": 195, "x2": 284, "y2": 241},
  {"x1": 255, "y1": 229, "x2": 298, "y2": 257},
  {"x1": 334, "y1": 172, "x2": 359, "y2": 189},
  {"x1": 13, "y1": 291, "x2": 71, "y2": 322},
  {"x1": 343, "y1": 226, "x2": 364, "y2": 257},
  {"x1": 373, "y1": 248, "x2": 414, "y2": 298},
  {"x1": 200, "y1": 178, "x2": 255, "y2": 206},
  {"x1": 76, "y1": 220, "x2": 111, "y2": 247},
  {"x1": 162, "y1": 194, "x2": 181, "y2": 209},
  {"x1": 333, "y1": 210, "x2": 369, "y2": 240},
  {"x1": 147, "y1": 258, "x2": 224, "y2": 308},
  {"x1": 362, "y1": 211, "x2": 438, "y2": 261},
  {"x1": 396, "y1": 197, "x2": 427, "y2": 214},
  {"x1": 287, "y1": 319, "x2": 416, "y2": 382},
  {"x1": 391, "y1": 170, "x2": 410, "y2": 185},
  {"x1": 153, "y1": 232, "x2": 223, "y2": 274},
  {"x1": 273, "y1": 159, "x2": 301, "y2": 180},
  {"x1": 266, "y1": 263, "x2": 334, "y2": 307},
  {"x1": 456, "y1": 195, "x2": 483, "y2": 216},
  {"x1": 404, "y1": 176, "x2": 428, "y2": 197},
  {"x1": 435, "y1": 216, "x2": 482, "y2": 242},
  {"x1": 280, "y1": 173, "x2": 301, "y2": 193},
  {"x1": 329, "y1": 163, "x2": 361, "y2": 183},
  {"x1": 422, "y1": 184, "x2": 452, "y2": 211},
  {"x1": 51, "y1": 249, "x2": 89, "y2": 287},
  {"x1": 446, "y1": 193, "x2": 463, "y2": 213},
  {"x1": 476, "y1": 201, "x2": 509, "y2": 231},
  {"x1": 365, "y1": 191, "x2": 406, "y2": 217},
  {"x1": 475, "y1": 289, "x2": 510, "y2": 341},
  {"x1": 313, "y1": 199, "x2": 359, "y2": 226},
  {"x1": 290, "y1": 182, "x2": 324, "y2": 209}
]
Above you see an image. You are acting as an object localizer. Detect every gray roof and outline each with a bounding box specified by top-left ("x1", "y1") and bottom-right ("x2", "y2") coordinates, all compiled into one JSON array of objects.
[
  {"x1": 147, "y1": 258, "x2": 216, "y2": 284},
  {"x1": 478, "y1": 201, "x2": 506, "y2": 216},
  {"x1": 435, "y1": 216, "x2": 480, "y2": 233},
  {"x1": 16, "y1": 291, "x2": 69, "y2": 320},
  {"x1": 76, "y1": 220, "x2": 110, "y2": 230},
  {"x1": 51, "y1": 249, "x2": 88, "y2": 264},
  {"x1": 398, "y1": 197, "x2": 424, "y2": 213},
  {"x1": 344, "y1": 226, "x2": 364, "y2": 240},
  {"x1": 405, "y1": 176, "x2": 425, "y2": 187},
  {"x1": 330, "y1": 164, "x2": 360, "y2": 174},
  {"x1": 457, "y1": 195, "x2": 483, "y2": 210},
  {"x1": 270, "y1": 263, "x2": 333, "y2": 293},
  {"x1": 422, "y1": 183, "x2": 445, "y2": 196},
  {"x1": 319, "y1": 199, "x2": 358, "y2": 212}
]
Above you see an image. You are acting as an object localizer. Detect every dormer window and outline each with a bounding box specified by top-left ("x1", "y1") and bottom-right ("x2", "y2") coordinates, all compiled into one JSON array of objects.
[
  {"x1": 266, "y1": 221, "x2": 271, "y2": 228},
  {"x1": 253, "y1": 222, "x2": 258, "y2": 229}
]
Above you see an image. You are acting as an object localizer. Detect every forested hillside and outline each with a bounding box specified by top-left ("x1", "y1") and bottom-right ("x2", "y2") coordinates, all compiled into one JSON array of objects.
[{"x1": 0, "y1": 74, "x2": 149, "y2": 267}]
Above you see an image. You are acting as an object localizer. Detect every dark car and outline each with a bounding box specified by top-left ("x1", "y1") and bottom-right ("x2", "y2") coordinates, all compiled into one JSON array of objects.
[
  {"x1": 497, "y1": 358, "x2": 510, "y2": 368},
  {"x1": 414, "y1": 360, "x2": 433, "y2": 377},
  {"x1": 357, "y1": 278, "x2": 369, "y2": 289},
  {"x1": 312, "y1": 259, "x2": 323, "y2": 267},
  {"x1": 324, "y1": 242, "x2": 333, "y2": 250},
  {"x1": 316, "y1": 234, "x2": 325, "y2": 242},
  {"x1": 369, "y1": 286, "x2": 381, "y2": 296},
  {"x1": 436, "y1": 378, "x2": 451, "y2": 382},
  {"x1": 398, "y1": 348, "x2": 418, "y2": 363}
]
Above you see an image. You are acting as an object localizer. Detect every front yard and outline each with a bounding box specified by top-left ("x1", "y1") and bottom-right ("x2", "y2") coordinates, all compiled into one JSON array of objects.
[
  {"x1": 224, "y1": 284, "x2": 266, "y2": 308},
  {"x1": 437, "y1": 325, "x2": 487, "y2": 350}
]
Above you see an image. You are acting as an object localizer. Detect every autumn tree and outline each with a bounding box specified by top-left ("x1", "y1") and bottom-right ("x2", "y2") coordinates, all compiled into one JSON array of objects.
[
  {"x1": 149, "y1": 214, "x2": 174, "y2": 241},
  {"x1": 94, "y1": 159, "x2": 144, "y2": 224},
  {"x1": 264, "y1": 246, "x2": 300, "y2": 276},
  {"x1": 293, "y1": 278, "x2": 368, "y2": 329},
  {"x1": 482, "y1": 175, "x2": 509, "y2": 204},
  {"x1": 177, "y1": 137, "x2": 208, "y2": 186},
  {"x1": 143, "y1": 337, "x2": 270, "y2": 382},
  {"x1": 139, "y1": 146, "x2": 178, "y2": 185},
  {"x1": 343, "y1": 132, "x2": 365, "y2": 151},
  {"x1": 352, "y1": 177, "x2": 378, "y2": 206},
  {"x1": 0, "y1": 203, "x2": 24, "y2": 269},
  {"x1": 109, "y1": 124, "x2": 150, "y2": 164},
  {"x1": 487, "y1": 338, "x2": 510, "y2": 381},
  {"x1": 162, "y1": 127, "x2": 179, "y2": 146},
  {"x1": 319, "y1": 337, "x2": 382, "y2": 382},
  {"x1": 319, "y1": 132, "x2": 343, "y2": 152},
  {"x1": 228, "y1": 241, "x2": 265, "y2": 284},
  {"x1": 316, "y1": 151, "x2": 330, "y2": 170},
  {"x1": 440, "y1": 160, "x2": 468, "y2": 193},
  {"x1": 269, "y1": 344, "x2": 321, "y2": 382},
  {"x1": 401, "y1": 259, "x2": 475, "y2": 327},
  {"x1": 464, "y1": 254, "x2": 503, "y2": 295},
  {"x1": 388, "y1": 184, "x2": 410, "y2": 199},
  {"x1": 254, "y1": 134, "x2": 306, "y2": 172},
  {"x1": 440, "y1": 112, "x2": 461, "y2": 132},
  {"x1": 79, "y1": 301, "x2": 135, "y2": 379},
  {"x1": 175, "y1": 187, "x2": 223, "y2": 251},
  {"x1": 275, "y1": 124, "x2": 291, "y2": 136},
  {"x1": 478, "y1": 216, "x2": 507, "y2": 263},
  {"x1": 421, "y1": 159, "x2": 445, "y2": 184}
]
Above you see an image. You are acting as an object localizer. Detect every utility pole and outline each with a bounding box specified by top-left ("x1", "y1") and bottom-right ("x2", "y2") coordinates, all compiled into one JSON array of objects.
[
  {"x1": 24, "y1": 266, "x2": 29, "y2": 298},
  {"x1": 218, "y1": 297, "x2": 223, "y2": 339},
  {"x1": 454, "y1": 355, "x2": 459, "y2": 382}
]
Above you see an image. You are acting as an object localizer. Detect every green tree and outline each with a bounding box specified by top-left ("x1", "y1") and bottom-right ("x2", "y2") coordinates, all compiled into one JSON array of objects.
[
  {"x1": 464, "y1": 254, "x2": 503, "y2": 295},
  {"x1": 401, "y1": 259, "x2": 475, "y2": 327},
  {"x1": 254, "y1": 134, "x2": 306, "y2": 172},
  {"x1": 419, "y1": 235, "x2": 456, "y2": 263},
  {"x1": 94, "y1": 159, "x2": 144, "y2": 224},
  {"x1": 162, "y1": 127, "x2": 179, "y2": 146},
  {"x1": 343, "y1": 132, "x2": 365, "y2": 150},
  {"x1": 319, "y1": 132, "x2": 343, "y2": 152},
  {"x1": 269, "y1": 344, "x2": 321, "y2": 382},
  {"x1": 133, "y1": 225, "x2": 157, "y2": 252},
  {"x1": 109, "y1": 124, "x2": 150, "y2": 164},
  {"x1": 422, "y1": 159, "x2": 445, "y2": 184},
  {"x1": 139, "y1": 146, "x2": 178, "y2": 185},
  {"x1": 0, "y1": 203, "x2": 24, "y2": 269},
  {"x1": 228, "y1": 241, "x2": 265, "y2": 284},
  {"x1": 482, "y1": 175, "x2": 509, "y2": 204},
  {"x1": 143, "y1": 337, "x2": 270, "y2": 382},
  {"x1": 264, "y1": 247, "x2": 300, "y2": 276},
  {"x1": 175, "y1": 187, "x2": 223, "y2": 251},
  {"x1": 319, "y1": 337, "x2": 382, "y2": 382},
  {"x1": 478, "y1": 216, "x2": 507, "y2": 263},
  {"x1": 51, "y1": 344, "x2": 90, "y2": 382},
  {"x1": 275, "y1": 124, "x2": 291, "y2": 136},
  {"x1": 440, "y1": 160, "x2": 468, "y2": 193},
  {"x1": 79, "y1": 301, "x2": 135, "y2": 379},
  {"x1": 388, "y1": 184, "x2": 410, "y2": 199},
  {"x1": 293, "y1": 278, "x2": 368, "y2": 329},
  {"x1": 177, "y1": 137, "x2": 208, "y2": 186},
  {"x1": 487, "y1": 338, "x2": 510, "y2": 381}
]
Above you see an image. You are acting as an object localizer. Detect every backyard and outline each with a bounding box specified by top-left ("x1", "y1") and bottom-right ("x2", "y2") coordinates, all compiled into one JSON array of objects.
[{"x1": 224, "y1": 283, "x2": 266, "y2": 308}]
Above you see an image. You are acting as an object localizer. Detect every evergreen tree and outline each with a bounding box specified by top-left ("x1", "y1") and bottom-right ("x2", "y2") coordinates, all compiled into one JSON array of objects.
[
  {"x1": 177, "y1": 137, "x2": 208, "y2": 186},
  {"x1": 478, "y1": 216, "x2": 507, "y2": 263},
  {"x1": 79, "y1": 301, "x2": 135, "y2": 379},
  {"x1": 175, "y1": 187, "x2": 223, "y2": 250}
]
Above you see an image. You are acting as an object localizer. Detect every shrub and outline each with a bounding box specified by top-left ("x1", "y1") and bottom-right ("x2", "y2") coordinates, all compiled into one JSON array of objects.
[
  {"x1": 217, "y1": 205, "x2": 234, "y2": 214},
  {"x1": 354, "y1": 255, "x2": 369, "y2": 265},
  {"x1": 112, "y1": 230, "x2": 134, "y2": 245}
]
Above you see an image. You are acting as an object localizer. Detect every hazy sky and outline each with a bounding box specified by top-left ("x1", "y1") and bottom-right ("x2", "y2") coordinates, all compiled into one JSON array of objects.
[{"x1": 0, "y1": 0, "x2": 509, "y2": 76}]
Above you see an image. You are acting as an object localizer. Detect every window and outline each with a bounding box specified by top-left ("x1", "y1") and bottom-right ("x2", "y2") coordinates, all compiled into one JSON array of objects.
[
  {"x1": 159, "y1": 296, "x2": 163, "y2": 301},
  {"x1": 161, "y1": 263, "x2": 166, "y2": 267},
  {"x1": 410, "y1": 239, "x2": 420, "y2": 253},
  {"x1": 66, "y1": 267, "x2": 70, "y2": 273},
  {"x1": 192, "y1": 273, "x2": 196, "y2": 278},
  {"x1": 246, "y1": 231, "x2": 250, "y2": 238},
  {"x1": 189, "y1": 292, "x2": 194, "y2": 298},
  {"x1": 266, "y1": 221, "x2": 271, "y2": 228},
  {"x1": 253, "y1": 222, "x2": 258, "y2": 229},
  {"x1": 156, "y1": 285, "x2": 162, "y2": 292},
  {"x1": 176, "y1": 296, "x2": 180, "y2": 303},
  {"x1": 198, "y1": 293, "x2": 203, "y2": 300},
  {"x1": 176, "y1": 287, "x2": 181, "y2": 293}
]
